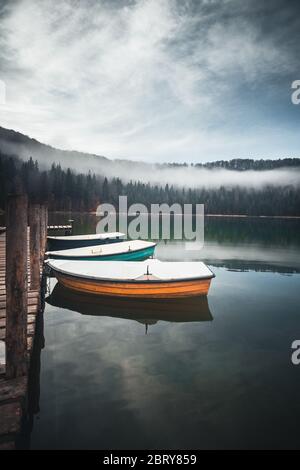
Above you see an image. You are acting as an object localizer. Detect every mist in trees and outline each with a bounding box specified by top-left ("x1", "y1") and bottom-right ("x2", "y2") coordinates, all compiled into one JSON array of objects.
[{"x1": 0, "y1": 152, "x2": 299, "y2": 216}]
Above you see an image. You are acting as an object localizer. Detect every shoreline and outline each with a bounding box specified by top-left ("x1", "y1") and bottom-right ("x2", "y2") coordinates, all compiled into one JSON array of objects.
[
  {"x1": 204, "y1": 214, "x2": 300, "y2": 219},
  {"x1": 45, "y1": 211, "x2": 300, "y2": 220},
  {"x1": 2, "y1": 210, "x2": 299, "y2": 219}
]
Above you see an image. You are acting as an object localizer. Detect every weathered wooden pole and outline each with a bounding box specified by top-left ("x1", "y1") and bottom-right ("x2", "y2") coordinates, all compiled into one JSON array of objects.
[
  {"x1": 5, "y1": 194, "x2": 28, "y2": 378},
  {"x1": 45, "y1": 206, "x2": 48, "y2": 241},
  {"x1": 44, "y1": 205, "x2": 48, "y2": 250},
  {"x1": 29, "y1": 204, "x2": 41, "y2": 291},
  {"x1": 39, "y1": 206, "x2": 45, "y2": 263},
  {"x1": 39, "y1": 205, "x2": 48, "y2": 263}
]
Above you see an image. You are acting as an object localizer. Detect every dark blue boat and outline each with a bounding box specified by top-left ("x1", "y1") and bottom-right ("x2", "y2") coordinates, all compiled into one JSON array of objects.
[{"x1": 47, "y1": 232, "x2": 125, "y2": 251}]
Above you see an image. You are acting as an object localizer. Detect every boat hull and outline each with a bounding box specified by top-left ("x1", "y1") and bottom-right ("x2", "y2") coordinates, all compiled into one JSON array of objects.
[
  {"x1": 48, "y1": 245, "x2": 155, "y2": 261},
  {"x1": 47, "y1": 283, "x2": 213, "y2": 322},
  {"x1": 55, "y1": 271, "x2": 212, "y2": 298},
  {"x1": 47, "y1": 236, "x2": 123, "y2": 251}
]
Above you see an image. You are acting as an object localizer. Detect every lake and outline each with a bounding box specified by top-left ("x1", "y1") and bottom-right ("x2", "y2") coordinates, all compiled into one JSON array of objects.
[{"x1": 27, "y1": 214, "x2": 300, "y2": 449}]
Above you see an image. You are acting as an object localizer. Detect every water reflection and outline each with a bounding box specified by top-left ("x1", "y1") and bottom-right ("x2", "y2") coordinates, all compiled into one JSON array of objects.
[
  {"x1": 47, "y1": 213, "x2": 300, "y2": 245},
  {"x1": 46, "y1": 282, "x2": 213, "y2": 332},
  {"x1": 46, "y1": 213, "x2": 300, "y2": 273},
  {"x1": 17, "y1": 277, "x2": 46, "y2": 449},
  {"x1": 27, "y1": 214, "x2": 300, "y2": 449},
  {"x1": 155, "y1": 241, "x2": 300, "y2": 273}
]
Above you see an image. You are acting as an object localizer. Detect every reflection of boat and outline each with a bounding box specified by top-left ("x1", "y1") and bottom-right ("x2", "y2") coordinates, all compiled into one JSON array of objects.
[
  {"x1": 46, "y1": 240, "x2": 156, "y2": 261},
  {"x1": 46, "y1": 282, "x2": 213, "y2": 323},
  {"x1": 47, "y1": 259, "x2": 215, "y2": 299},
  {"x1": 47, "y1": 232, "x2": 125, "y2": 251}
]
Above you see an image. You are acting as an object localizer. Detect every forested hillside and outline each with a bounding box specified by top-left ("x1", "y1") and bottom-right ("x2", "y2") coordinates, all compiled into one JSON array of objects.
[
  {"x1": 1, "y1": 152, "x2": 299, "y2": 216},
  {"x1": 1, "y1": 126, "x2": 300, "y2": 173}
]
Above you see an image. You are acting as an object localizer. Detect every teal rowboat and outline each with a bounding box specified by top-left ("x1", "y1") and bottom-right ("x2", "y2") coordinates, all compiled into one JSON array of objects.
[{"x1": 46, "y1": 240, "x2": 156, "y2": 261}]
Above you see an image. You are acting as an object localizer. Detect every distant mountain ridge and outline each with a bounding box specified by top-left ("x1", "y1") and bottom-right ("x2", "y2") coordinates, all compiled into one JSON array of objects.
[
  {"x1": 1, "y1": 126, "x2": 300, "y2": 172},
  {"x1": 0, "y1": 126, "x2": 109, "y2": 170}
]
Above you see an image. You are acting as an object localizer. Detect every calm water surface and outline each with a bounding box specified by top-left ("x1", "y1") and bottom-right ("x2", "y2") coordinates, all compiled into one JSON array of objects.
[{"x1": 28, "y1": 215, "x2": 300, "y2": 449}]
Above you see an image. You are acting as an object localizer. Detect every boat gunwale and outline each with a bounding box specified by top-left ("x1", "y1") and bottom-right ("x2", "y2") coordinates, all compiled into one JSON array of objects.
[
  {"x1": 46, "y1": 241, "x2": 157, "y2": 258},
  {"x1": 49, "y1": 262, "x2": 216, "y2": 284},
  {"x1": 47, "y1": 232, "x2": 125, "y2": 241}
]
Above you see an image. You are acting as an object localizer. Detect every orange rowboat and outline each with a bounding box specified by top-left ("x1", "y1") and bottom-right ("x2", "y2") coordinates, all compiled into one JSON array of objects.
[
  {"x1": 47, "y1": 259, "x2": 215, "y2": 299},
  {"x1": 46, "y1": 283, "x2": 213, "y2": 323}
]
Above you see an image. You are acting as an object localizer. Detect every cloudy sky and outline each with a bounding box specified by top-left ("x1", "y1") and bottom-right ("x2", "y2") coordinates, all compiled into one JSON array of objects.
[{"x1": 0, "y1": 0, "x2": 299, "y2": 162}]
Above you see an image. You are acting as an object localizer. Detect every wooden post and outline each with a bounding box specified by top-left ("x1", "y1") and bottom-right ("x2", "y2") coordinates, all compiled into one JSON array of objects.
[
  {"x1": 39, "y1": 206, "x2": 44, "y2": 263},
  {"x1": 29, "y1": 204, "x2": 41, "y2": 291},
  {"x1": 5, "y1": 194, "x2": 28, "y2": 379},
  {"x1": 45, "y1": 206, "x2": 48, "y2": 245},
  {"x1": 39, "y1": 205, "x2": 48, "y2": 263}
]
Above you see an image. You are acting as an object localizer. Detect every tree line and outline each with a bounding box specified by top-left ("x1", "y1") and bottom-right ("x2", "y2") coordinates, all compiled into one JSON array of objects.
[
  {"x1": 0, "y1": 152, "x2": 299, "y2": 216},
  {"x1": 162, "y1": 158, "x2": 300, "y2": 170}
]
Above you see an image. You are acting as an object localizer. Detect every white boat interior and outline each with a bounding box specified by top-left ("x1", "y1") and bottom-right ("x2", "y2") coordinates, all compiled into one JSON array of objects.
[
  {"x1": 47, "y1": 232, "x2": 125, "y2": 241},
  {"x1": 47, "y1": 259, "x2": 215, "y2": 282},
  {"x1": 46, "y1": 240, "x2": 156, "y2": 257}
]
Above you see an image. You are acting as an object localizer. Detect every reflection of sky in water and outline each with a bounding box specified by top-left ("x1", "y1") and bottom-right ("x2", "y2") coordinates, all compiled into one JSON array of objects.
[
  {"x1": 29, "y1": 216, "x2": 300, "y2": 449},
  {"x1": 156, "y1": 241, "x2": 300, "y2": 271},
  {"x1": 46, "y1": 214, "x2": 300, "y2": 271},
  {"x1": 31, "y1": 266, "x2": 300, "y2": 449}
]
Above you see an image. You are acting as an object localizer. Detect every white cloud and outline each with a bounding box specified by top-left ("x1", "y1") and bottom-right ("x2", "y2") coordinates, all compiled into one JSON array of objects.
[{"x1": 0, "y1": 0, "x2": 298, "y2": 162}]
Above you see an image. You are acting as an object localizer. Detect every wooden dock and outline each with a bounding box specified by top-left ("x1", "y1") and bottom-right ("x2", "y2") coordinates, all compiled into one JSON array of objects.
[
  {"x1": 0, "y1": 198, "x2": 47, "y2": 450},
  {"x1": 1, "y1": 225, "x2": 72, "y2": 231},
  {"x1": 47, "y1": 224, "x2": 72, "y2": 230}
]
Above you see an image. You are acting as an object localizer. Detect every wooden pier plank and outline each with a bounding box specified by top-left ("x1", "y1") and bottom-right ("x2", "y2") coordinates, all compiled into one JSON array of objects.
[
  {"x1": 0, "y1": 377, "x2": 27, "y2": 403},
  {"x1": 0, "y1": 402, "x2": 22, "y2": 436},
  {"x1": 0, "y1": 205, "x2": 47, "y2": 448}
]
